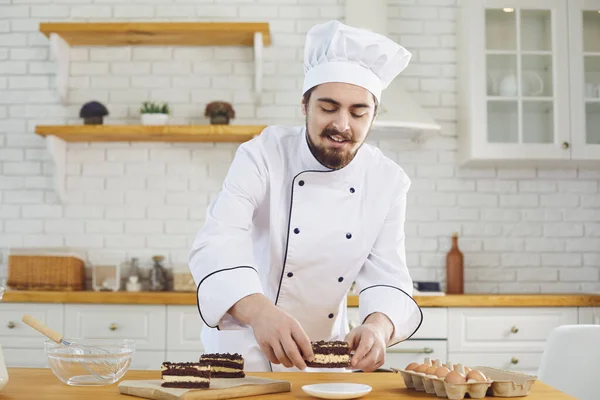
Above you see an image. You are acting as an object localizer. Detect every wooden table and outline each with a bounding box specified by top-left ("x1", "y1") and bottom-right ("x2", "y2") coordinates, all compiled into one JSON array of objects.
[{"x1": 1, "y1": 368, "x2": 576, "y2": 399}]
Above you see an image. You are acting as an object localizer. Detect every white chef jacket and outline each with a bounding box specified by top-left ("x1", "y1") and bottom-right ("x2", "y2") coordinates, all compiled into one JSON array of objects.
[{"x1": 189, "y1": 125, "x2": 422, "y2": 372}]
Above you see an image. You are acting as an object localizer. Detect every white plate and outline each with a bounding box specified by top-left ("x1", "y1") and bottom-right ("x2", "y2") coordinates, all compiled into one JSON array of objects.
[{"x1": 301, "y1": 383, "x2": 372, "y2": 399}]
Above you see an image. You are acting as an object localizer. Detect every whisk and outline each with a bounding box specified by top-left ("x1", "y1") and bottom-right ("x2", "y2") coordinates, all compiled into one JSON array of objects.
[{"x1": 22, "y1": 314, "x2": 122, "y2": 381}]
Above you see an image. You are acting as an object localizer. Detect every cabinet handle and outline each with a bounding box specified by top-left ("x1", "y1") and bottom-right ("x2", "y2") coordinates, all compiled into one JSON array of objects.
[
  {"x1": 109, "y1": 323, "x2": 118, "y2": 331},
  {"x1": 562, "y1": 142, "x2": 570, "y2": 149},
  {"x1": 510, "y1": 326, "x2": 519, "y2": 334},
  {"x1": 388, "y1": 347, "x2": 434, "y2": 354},
  {"x1": 7, "y1": 321, "x2": 15, "y2": 329},
  {"x1": 511, "y1": 357, "x2": 519, "y2": 365}
]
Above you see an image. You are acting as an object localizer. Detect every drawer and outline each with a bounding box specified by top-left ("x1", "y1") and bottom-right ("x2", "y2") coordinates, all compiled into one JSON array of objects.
[
  {"x1": 347, "y1": 307, "x2": 447, "y2": 339},
  {"x1": 0, "y1": 303, "x2": 63, "y2": 348},
  {"x1": 3, "y1": 348, "x2": 49, "y2": 368},
  {"x1": 384, "y1": 339, "x2": 447, "y2": 370},
  {"x1": 448, "y1": 352, "x2": 542, "y2": 376},
  {"x1": 166, "y1": 305, "x2": 204, "y2": 351},
  {"x1": 129, "y1": 351, "x2": 166, "y2": 371},
  {"x1": 64, "y1": 305, "x2": 166, "y2": 351},
  {"x1": 449, "y1": 307, "x2": 578, "y2": 352}
]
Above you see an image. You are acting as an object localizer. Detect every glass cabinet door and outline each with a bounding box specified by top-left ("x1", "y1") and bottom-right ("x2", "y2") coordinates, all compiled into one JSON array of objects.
[
  {"x1": 480, "y1": 0, "x2": 570, "y2": 159},
  {"x1": 569, "y1": 0, "x2": 600, "y2": 159}
]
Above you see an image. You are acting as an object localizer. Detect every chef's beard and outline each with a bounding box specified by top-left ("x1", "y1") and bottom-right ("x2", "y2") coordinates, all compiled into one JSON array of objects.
[{"x1": 306, "y1": 125, "x2": 362, "y2": 170}]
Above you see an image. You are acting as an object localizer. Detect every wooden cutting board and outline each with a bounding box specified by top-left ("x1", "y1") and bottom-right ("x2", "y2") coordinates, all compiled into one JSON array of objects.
[{"x1": 118, "y1": 376, "x2": 292, "y2": 400}]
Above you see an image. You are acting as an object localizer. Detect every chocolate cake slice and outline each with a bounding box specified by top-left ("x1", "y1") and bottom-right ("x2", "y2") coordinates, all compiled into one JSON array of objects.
[
  {"x1": 199, "y1": 353, "x2": 245, "y2": 378},
  {"x1": 160, "y1": 361, "x2": 210, "y2": 389},
  {"x1": 306, "y1": 340, "x2": 351, "y2": 368}
]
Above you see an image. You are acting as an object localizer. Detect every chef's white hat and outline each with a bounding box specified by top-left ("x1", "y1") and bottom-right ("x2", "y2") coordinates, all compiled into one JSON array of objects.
[{"x1": 302, "y1": 20, "x2": 412, "y2": 102}]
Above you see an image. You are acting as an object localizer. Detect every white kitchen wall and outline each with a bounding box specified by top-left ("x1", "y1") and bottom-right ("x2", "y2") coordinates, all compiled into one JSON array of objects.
[{"x1": 0, "y1": 0, "x2": 599, "y2": 293}]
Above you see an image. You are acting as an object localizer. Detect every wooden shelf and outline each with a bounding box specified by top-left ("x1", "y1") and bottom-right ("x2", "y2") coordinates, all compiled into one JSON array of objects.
[
  {"x1": 39, "y1": 22, "x2": 270, "y2": 103},
  {"x1": 35, "y1": 124, "x2": 266, "y2": 143},
  {"x1": 39, "y1": 22, "x2": 271, "y2": 46}
]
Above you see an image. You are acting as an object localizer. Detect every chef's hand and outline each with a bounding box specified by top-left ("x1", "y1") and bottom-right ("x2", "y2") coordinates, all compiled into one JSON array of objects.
[
  {"x1": 345, "y1": 312, "x2": 394, "y2": 372},
  {"x1": 228, "y1": 293, "x2": 314, "y2": 370}
]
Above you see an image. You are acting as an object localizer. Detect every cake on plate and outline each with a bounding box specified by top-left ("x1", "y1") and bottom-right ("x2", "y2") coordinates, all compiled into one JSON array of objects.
[
  {"x1": 199, "y1": 353, "x2": 245, "y2": 378},
  {"x1": 160, "y1": 361, "x2": 211, "y2": 389},
  {"x1": 306, "y1": 340, "x2": 351, "y2": 368}
]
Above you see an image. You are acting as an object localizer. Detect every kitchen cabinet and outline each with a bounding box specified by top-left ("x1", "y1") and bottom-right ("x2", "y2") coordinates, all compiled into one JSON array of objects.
[
  {"x1": 448, "y1": 307, "x2": 577, "y2": 375},
  {"x1": 0, "y1": 303, "x2": 594, "y2": 373},
  {"x1": 383, "y1": 340, "x2": 447, "y2": 370},
  {"x1": 578, "y1": 307, "x2": 600, "y2": 324},
  {"x1": 64, "y1": 304, "x2": 166, "y2": 351},
  {"x1": 0, "y1": 303, "x2": 63, "y2": 349},
  {"x1": 166, "y1": 305, "x2": 204, "y2": 352},
  {"x1": 458, "y1": 0, "x2": 600, "y2": 165}
]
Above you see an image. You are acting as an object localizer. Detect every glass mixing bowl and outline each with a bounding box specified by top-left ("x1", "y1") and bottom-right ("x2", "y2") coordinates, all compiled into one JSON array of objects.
[{"x1": 44, "y1": 338, "x2": 135, "y2": 386}]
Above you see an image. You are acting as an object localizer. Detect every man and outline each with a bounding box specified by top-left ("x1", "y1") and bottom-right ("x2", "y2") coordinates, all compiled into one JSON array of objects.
[{"x1": 189, "y1": 20, "x2": 423, "y2": 373}]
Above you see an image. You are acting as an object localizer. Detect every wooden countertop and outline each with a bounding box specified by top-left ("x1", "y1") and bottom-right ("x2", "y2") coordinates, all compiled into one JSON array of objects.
[
  {"x1": 3, "y1": 291, "x2": 599, "y2": 307},
  {"x1": 0, "y1": 368, "x2": 576, "y2": 399}
]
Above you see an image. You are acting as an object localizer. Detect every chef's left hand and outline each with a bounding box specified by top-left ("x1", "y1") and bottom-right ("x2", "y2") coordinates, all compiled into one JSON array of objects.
[{"x1": 344, "y1": 312, "x2": 394, "y2": 372}]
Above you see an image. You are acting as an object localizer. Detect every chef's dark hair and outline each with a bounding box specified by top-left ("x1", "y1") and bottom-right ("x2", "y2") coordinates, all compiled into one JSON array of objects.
[{"x1": 303, "y1": 85, "x2": 379, "y2": 116}]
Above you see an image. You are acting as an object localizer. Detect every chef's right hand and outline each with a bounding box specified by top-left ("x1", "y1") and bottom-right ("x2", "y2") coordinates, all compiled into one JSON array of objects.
[{"x1": 229, "y1": 294, "x2": 314, "y2": 370}]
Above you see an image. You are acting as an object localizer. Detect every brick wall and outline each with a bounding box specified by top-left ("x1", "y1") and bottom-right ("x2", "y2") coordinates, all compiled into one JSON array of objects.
[{"x1": 1, "y1": 0, "x2": 599, "y2": 293}]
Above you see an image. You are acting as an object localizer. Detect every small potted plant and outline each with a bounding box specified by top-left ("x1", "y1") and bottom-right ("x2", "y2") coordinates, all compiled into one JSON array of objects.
[
  {"x1": 140, "y1": 101, "x2": 170, "y2": 125},
  {"x1": 204, "y1": 101, "x2": 235, "y2": 125},
  {"x1": 79, "y1": 101, "x2": 109, "y2": 125}
]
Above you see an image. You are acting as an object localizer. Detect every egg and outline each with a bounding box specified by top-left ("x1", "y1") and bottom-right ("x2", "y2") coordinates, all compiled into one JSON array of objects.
[
  {"x1": 426, "y1": 359, "x2": 441, "y2": 376},
  {"x1": 405, "y1": 362, "x2": 419, "y2": 371},
  {"x1": 434, "y1": 365, "x2": 451, "y2": 378},
  {"x1": 464, "y1": 366, "x2": 472, "y2": 374},
  {"x1": 444, "y1": 370, "x2": 467, "y2": 384},
  {"x1": 415, "y1": 363, "x2": 430, "y2": 374},
  {"x1": 466, "y1": 369, "x2": 487, "y2": 383}
]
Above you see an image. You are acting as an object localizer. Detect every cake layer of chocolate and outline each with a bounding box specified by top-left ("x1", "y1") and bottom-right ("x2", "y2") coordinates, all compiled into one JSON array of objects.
[
  {"x1": 200, "y1": 360, "x2": 243, "y2": 369},
  {"x1": 211, "y1": 371, "x2": 245, "y2": 378},
  {"x1": 200, "y1": 353, "x2": 244, "y2": 361},
  {"x1": 306, "y1": 361, "x2": 351, "y2": 368},
  {"x1": 311, "y1": 340, "x2": 351, "y2": 355},
  {"x1": 161, "y1": 381, "x2": 209, "y2": 389},
  {"x1": 161, "y1": 362, "x2": 210, "y2": 376}
]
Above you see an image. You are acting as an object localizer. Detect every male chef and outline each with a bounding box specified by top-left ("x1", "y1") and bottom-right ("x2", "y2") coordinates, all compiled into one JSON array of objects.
[{"x1": 189, "y1": 20, "x2": 423, "y2": 373}]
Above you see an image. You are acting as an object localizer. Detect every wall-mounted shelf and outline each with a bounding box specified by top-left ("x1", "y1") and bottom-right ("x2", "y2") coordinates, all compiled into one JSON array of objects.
[
  {"x1": 35, "y1": 124, "x2": 266, "y2": 142},
  {"x1": 35, "y1": 124, "x2": 266, "y2": 204},
  {"x1": 39, "y1": 22, "x2": 270, "y2": 103}
]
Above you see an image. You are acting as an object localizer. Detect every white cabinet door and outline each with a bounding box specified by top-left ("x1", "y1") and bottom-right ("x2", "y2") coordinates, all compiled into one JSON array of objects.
[
  {"x1": 347, "y1": 307, "x2": 448, "y2": 339},
  {"x1": 0, "y1": 303, "x2": 63, "y2": 348},
  {"x1": 578, "y1": 307, "x2": 600, "y2": 324},
  {"x1": 449, "y1": 307, "x2": 578, "y2": 352},
  {"x1": 129, "y1": 351, "x2": 166, "y2": 371},
  {"x1": 447, "y1": 352, "x2": 541, "y2": 376},
  {"x1": 459, "y1": 0, "x2": 572, "y2": 165},
  {"x1": 64, "y1": 305, "x2": 166, "y2": 351},
  {"x1": 568, "y1": 0, "x2": 600, "y2": 160},
  {"x1": 166, "y1": 305, "x2": 204, "y2": 352},
  {"x1": 3, "y1": 348, "x2": 49, "y2": 368},
  {"x1": 384, "y1": 340, "x2": 447, "y2": 370}
]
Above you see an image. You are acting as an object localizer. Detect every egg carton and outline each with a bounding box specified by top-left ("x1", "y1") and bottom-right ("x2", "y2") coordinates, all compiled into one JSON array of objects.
[
  {"x1": 392, "y1": 364, "x2": 537, "y2": 399},
  {"x1": 471, "y1": 366, "x2": 537, "y2": 397},
  {"x1": 394, "y1": 369, "x2": 491, "y2": 399}
]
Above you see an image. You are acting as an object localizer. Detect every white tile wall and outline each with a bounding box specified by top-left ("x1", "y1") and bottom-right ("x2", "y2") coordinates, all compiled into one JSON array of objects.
[{"x1": 0, "y1": 0, "x2": 599, "y2": 293}]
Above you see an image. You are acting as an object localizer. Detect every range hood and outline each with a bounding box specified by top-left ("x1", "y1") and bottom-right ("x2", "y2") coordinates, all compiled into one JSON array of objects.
[{"x1": 345, "y1": 0, "x2": 441, "y2": 136}]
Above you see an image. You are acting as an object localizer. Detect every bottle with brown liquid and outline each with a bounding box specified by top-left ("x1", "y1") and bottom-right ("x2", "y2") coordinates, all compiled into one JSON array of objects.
[{"x1": 446, "y1": 232, "x2": 464, "y2": 294}]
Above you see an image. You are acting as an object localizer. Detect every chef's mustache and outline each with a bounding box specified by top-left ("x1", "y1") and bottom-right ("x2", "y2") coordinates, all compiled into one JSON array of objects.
[{"x1": 320, "y1": 127, "x2": 354, "y2": 142}]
